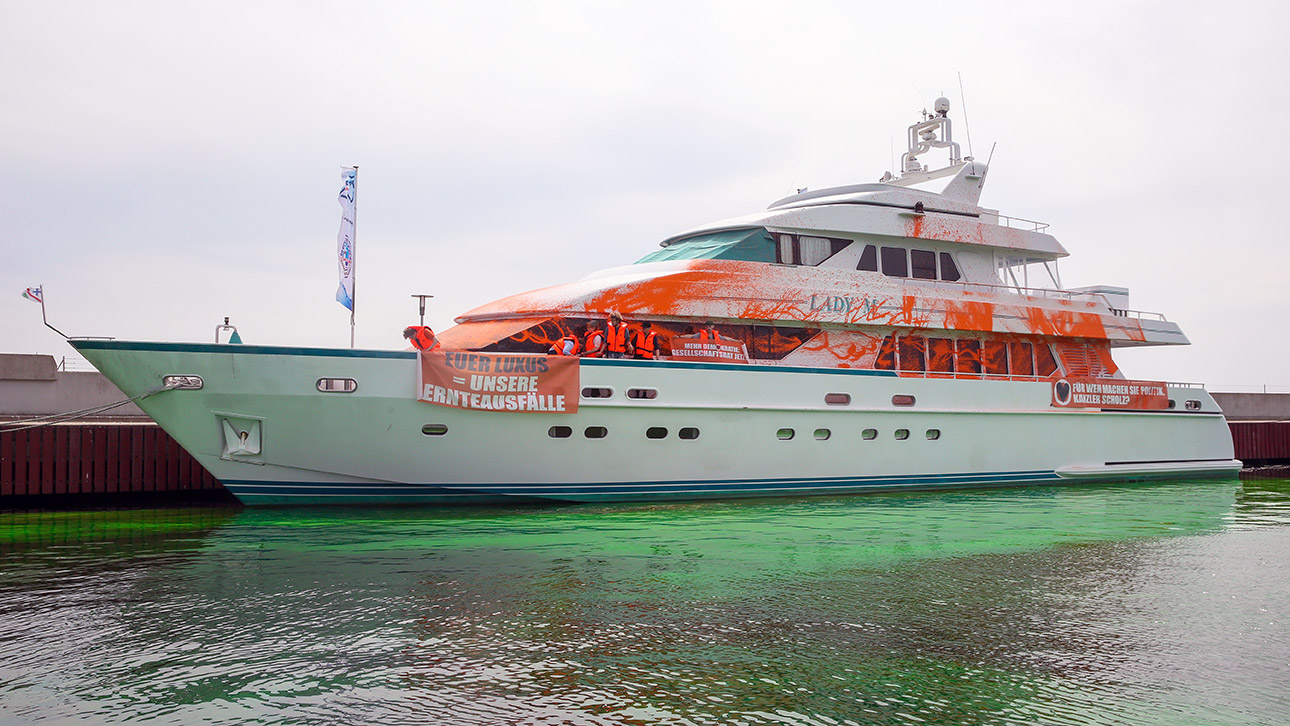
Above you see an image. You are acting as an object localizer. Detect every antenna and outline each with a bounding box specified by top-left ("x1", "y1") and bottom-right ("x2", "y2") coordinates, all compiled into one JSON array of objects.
[{"x1": 957, "y1": 72, "x2": 975, "y2": 160}]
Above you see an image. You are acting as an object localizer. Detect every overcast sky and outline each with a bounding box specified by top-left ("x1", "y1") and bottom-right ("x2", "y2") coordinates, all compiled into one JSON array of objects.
[{"x1": 5, "y1": 0, "x2": 1288, "y2": 389}]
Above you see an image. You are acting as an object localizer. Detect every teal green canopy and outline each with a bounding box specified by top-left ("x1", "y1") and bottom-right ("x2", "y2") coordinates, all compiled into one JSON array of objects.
[{"x1": 635, "y1": 228, "x2": 776, "y2": 264}]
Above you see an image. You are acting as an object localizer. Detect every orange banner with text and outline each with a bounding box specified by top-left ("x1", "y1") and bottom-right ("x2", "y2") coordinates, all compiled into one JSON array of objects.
[
  {"x1": 668, "y1": 335, "x2": 750, "y2": 364},
  {"x1": 1051, "y1": 377, "x2": 1169, "y2": 410},
  {"x1": 418, "y1": 351, "x2": 580, "y2": 413}
]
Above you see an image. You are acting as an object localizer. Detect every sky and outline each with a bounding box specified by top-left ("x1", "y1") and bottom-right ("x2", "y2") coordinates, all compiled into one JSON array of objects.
[{"x1": 4, "y1": 0, "x2": 1288, "y2": 390}]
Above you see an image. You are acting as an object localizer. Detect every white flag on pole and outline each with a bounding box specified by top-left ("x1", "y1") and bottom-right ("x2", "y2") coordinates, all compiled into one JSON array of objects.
[{"x1": 336, "y1": 167, "x2": 357, "y2": 311}]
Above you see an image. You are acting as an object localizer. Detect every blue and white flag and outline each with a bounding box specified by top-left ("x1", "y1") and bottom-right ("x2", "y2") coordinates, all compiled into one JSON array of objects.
[
  {"x1": 22, "y1": 286, "x2": 42, "y2": 304},
  {"x1": 336, "y1": 167, "x2": 357, "y2": 311}
]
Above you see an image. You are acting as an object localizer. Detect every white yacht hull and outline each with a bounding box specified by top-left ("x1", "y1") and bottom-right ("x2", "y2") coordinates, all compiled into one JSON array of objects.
[{"x1": 72, "y1": 341, "x2": 1241, "y2": 505}]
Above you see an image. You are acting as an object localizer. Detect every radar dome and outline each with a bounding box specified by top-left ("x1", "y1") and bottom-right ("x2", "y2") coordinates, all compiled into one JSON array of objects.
[{"x1": 934, "y1": 97, "x2": 951, "y2": 116}]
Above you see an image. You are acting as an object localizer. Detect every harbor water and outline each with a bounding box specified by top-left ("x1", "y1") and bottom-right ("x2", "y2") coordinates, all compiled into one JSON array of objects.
[{"x1": 2, "y1": 477, "x2": 1288, "y2": 725}]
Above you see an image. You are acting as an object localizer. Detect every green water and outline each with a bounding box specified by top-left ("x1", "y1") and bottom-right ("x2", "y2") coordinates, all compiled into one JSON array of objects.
[{"x1": 2, "y1": 478, "x2": 1288, "y2": 725}]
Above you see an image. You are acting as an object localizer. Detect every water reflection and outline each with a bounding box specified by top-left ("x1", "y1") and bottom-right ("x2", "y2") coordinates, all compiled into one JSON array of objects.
[{"x1": 1, "y1": 479, "x2": 1288, "y2": 725}]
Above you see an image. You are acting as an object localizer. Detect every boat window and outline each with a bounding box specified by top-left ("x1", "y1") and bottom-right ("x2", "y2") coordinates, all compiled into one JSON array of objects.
[
  {"x1": 317, "y1": 377, "x2": 357, "y2": 393},
  {"x1": 927, "y1": 338, "x2": 954, "y2": 373},
  {"x1": 749, "y1": 325, "x2": 817, "y2": 360},
  {"x1": 892, "y1": 395, "x2": 916, "y2": 406},
  {"x1": 875, "y1": 336, "x2": 896, "y2": 370},
  {"x1": 1009, "y1": 342, "x2": 1034, "y2": 376},
  {"x1": 421, "y1": 424, "x2": 448, "y2": 436},
  {"x1": 814, "y1": 428, "x2": 831, "y2": 440},
  {"x1": 926, "y1": 429, "x2": 941, "y2": 440},
  {"x1": 894, "y1": 428, "x2": 911, "y2": 440},
  {"x1": 911, "y1": 249, "x2": 937, "y2": 279},
  {"x1": 679, "y1": 427, "x2": 700, "y2": 440},
  {"x1": 825, "y1": 393, "x2": 851, "y2": 405},
  {"x1": 1035, "y1": 344, "x2": 1059, "y2": 377},
  {"x1": 800, "y1": 236, "x2": 834, "y2": 266},
  {"x1": 584, "y1": 426, "x2": 608, "y2": 439},
  {"x1": 582, "y1": 387, "x2": 613, "y2": 399},
  {"x1": 778, "y1": 234, "x2": 796, "y2": 264},
  {"x1": 862, "y1": 428, "x2": 878, "y2": 440},
  {"x1": 898, "y1": 336, "x2": 926, "y2": 372},
  {"x1": 1185, "y1": 400, "x2": 1202, "y2": 410},
  {"x1": 857, "y1": 244, "x2": 877, "y2": 271},
  {"x1": 880, "y1": 247, "x2": 908, "y2": 277},
  {"x1": 939, "y1": 253, "x2": 961, "y2": 282},
  {"x1": 955, "y1": 339, "x2": 982, "y2": 373},
  {"x1": 636, "y1": 228, "x2": 777, "y2": 264},
  {"x1": 627, "y1": 388, "x2": 659, "y2": 400},
  {"x1": 548, "y1": 426, "x2": 572, "y2": 439},
  {"x1": 1168, "y1": 400, "x2": 1177, "y2": 409},
  {"x1": 777, "y1": 428, "x2": 795, "y2": 440},
  {"x1": 646, "y1": 427, "x2": 668, "y2": 439},
  {"x1": 982, "y1": 340, "x2": 1009, "y2": 375}
]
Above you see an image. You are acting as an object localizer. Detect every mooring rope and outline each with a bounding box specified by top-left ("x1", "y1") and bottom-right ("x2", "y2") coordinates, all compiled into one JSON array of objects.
[{"x1": 0, "y1": 383, "x2": 179, "y2": 433}]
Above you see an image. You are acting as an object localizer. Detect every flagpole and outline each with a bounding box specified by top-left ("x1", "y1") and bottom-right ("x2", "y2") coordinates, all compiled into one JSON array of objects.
[{"x1": 350, "y1": 165, "x2": 358, "y2": 349}]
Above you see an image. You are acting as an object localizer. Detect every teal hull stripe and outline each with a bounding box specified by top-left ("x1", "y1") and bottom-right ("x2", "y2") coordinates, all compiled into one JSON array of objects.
[
  {"x1": 68, "y1": 339, "x2": 898, "y2": 377},
  {"x1": 223, "y1": 470, "x2": 1057, "y2": 498}
]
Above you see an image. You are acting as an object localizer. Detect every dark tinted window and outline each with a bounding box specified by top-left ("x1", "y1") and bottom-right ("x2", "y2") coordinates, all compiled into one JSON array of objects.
[
  {"x1": 911, "y1": 249, "x2": 937, "y2": 279},
  {"x1": 939, "y1": 253, "x2": 961, "y2": 281},
  {"x1": 584, "y1": 426, "x2": 608, "y2": 439},
  {"x1": 880, "y1": 247, "x2": 907, "y2": 277},
  {"x1": 678, "y1": 427, "x2": 700, "y2": 440},
  {"x1": 956, "y1": 339, "x2": 982, "y2": 373},
  {"x1": 1035, "y1": 344, "x2": 1059, "y2": 376},
  {"x1": 898, "y1": 336, "x2": 926, "y2": 372},
  {"x1": 927, "y1": 338, "x2": 954, "y2": 372},
  {"x1": 857, "y1": 244, "x2": 877, "y2": 272},
  {"x1": 1009, "y1": 342, "x2": 1034, "y2": 376},
  {"x1": 875, "y1": 336, "x2": 896, "y2": 370},
  {"x1": 646, "y1": 427, "x2": 668, "y2": 439},
  {"x1": 983, "y1": 341, "x2": 1009, "y2": 375}
]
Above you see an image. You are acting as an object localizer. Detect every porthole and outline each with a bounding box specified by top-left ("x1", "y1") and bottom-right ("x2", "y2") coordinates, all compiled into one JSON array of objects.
[
  {"x1": 585, "y1": 426, "x2": 608, "y2": 439},
  {"x1": 892, "y1": 395, "x2": 916, "y2": 407},
  {"x1": 895, "y1": 429, "x2": 910, "y2": 440},
  {"x1": 862, "y1": 428, "x2": 878, "y2": 440},
  {"x1": 824, "y1": 393, "x2": 851, "y2": 406},
  {"x1": 317, "y1": 377, "x2": 357, "y2": 393},
  {"x1": 926, "y1": 429, "x2": 941, "y2": 440},
  {"x1": 582, "y1": 387, "x2": 613, "y2": 399},
  {"x1": 679, "y1": 427, "x2": 700, "y2": 440},
  {"x1": 646, "y1": 427, "x2": 668, "y2": 439},
  {"x1": 627, "y1": 388, "x2": 659, "y2": 400},
  {"x1": 777, "y1": 428, "x2": 795, "y2": 441},
  {"x1": 1185, "y1": 400, "x2": 1202, "y2": 410},
  {"x1": 1167, "y1": 399, "x2": 1177, "y2": 409},
  {"x1": 421, "y1": 424, "x2": 448, "y2": 436},
  {"x1": 548, "y1": 426, "x2": 572, "y2": 439},
  {"x1": 814, "y1": 428, "x2": 831, "y2": 440}
]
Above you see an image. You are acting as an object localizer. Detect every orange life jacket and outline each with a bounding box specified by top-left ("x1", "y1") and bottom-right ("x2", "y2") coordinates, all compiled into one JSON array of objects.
[
  {"x1": 408, "y1": 326, "x2": 439, "y2": 351},
  {"x1": 551, "y1": 335, "x2": 580, "y2": 356},
  {"x1": 700, "y1": 328, "x2": 721, "y2": 343},
  {"x1": 606, "y1": 323, "x2": 628, "y2": 354},
  {"x1": 583, "y1": 329, "x2": 605, "y2": 357},
  {"x1": 632, "y1": 330, "x2": 656, "y2": 359}
]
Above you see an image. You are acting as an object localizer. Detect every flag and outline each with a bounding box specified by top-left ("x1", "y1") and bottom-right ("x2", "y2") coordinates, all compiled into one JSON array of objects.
[
  {"x1": 22, "y1": 286, "x2": 42, "y2": 303},
  {"x1": 336, "y1": 167, "x2": 357, "y2": 311}
]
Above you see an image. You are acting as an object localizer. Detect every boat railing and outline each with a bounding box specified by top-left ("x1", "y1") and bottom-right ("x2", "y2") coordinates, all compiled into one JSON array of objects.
[
  {"x1": 918, "y1": 279, "x2": 1169, "y2": 321},
  {"x1": 987, "y1": 212, "x2": 1050, "y2": 233}
]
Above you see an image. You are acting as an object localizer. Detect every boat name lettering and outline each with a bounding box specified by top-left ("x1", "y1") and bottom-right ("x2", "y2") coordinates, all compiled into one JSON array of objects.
[
  {"x1": 809, "y1": 294, "x2": 879, "y2": 315},
  {"x1": 441, "y1": 351, "x2": 549, "y2": 374}
]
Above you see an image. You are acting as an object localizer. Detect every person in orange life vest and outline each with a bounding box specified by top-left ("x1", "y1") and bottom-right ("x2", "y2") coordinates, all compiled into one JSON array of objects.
[
  {"x1": 403, "y1": 326, "x2": 440, "y2": 352},
  {"x1": 549, "y1": 332, "x2": 580, "y2": 356},
  {"x1": 699, "y1": 321, "x2": 722, "y2": 343},
  {"x1": 604, "y1": 311, "x2": 630, "y2": 359},
  {"x1": 632, "y1": 321, "x2": 657, "y2": 360},
  {"x1": 582, "y1": 321, "x2": 606, "y2": 358}
]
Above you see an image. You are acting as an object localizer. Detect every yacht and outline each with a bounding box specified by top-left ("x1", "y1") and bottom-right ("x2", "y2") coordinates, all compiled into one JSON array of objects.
[{"x1": 72, "y1": 99, "x2": 1241, "y2": 504}]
